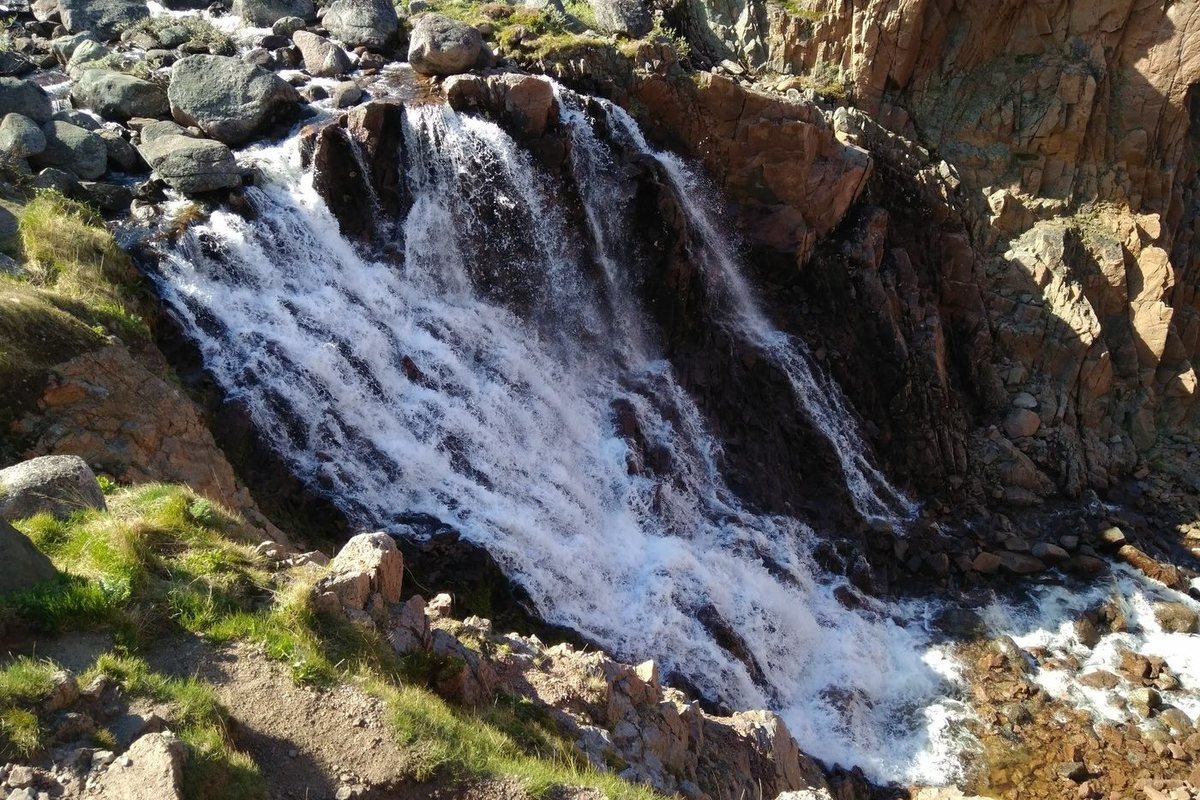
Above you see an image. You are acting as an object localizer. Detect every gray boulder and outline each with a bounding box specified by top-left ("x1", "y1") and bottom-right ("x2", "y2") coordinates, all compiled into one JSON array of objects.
[
  {"x1": 323, "y1": 0, "x2": 399, "y2": 49},
  {"x1": 168, "y1": 55, "x2": 300, "y2": 145},
  {"x1": 233, "y1": 0, "x2": 316, "y2": 26},
  {"x1": 58, "y1": 0, "x2": 149, "y2": 41},
  {"x1": 138, "y1": 120, "x2": 242, "y2": 194},
  {"x1": 0, "y1": 113, "x2": 47, "y2": 158},
  {"x1": 0, "y1": 456, "x2": 107, "y2": 523},
  {"x1": 407, "y1": 14, "x2": 482, "y2": 76},
  {"x1": 71, "y1": 70, "x2": 169, "y2": 121},
  {"x1": 66, "y1": 40, "x2": 112, "y2": 77},
  {"x1": 31, "y1": 167, "x2": 80, "y2": 194},
  {"x1": 293, "y1": 30, "x2": 352, "y2": 77},
  {"x1": 330, "y1": 80, "x2": 362, "y2": 108},
  {"x1": 52, "y1": 109, "x2": 102, "y2": 130},
  {"x1": 31, "y1": 0, "x2": 59, "y2": 23},
  {"x1": 588, "y1": 0, "x2": 651, "y2": 36},
  {"x1": 98, "y1": 128, "x2": 144, "y2": 172},
  {"x1": 272, "y1": 16, "x2": 307, "y2": 36},
  {"x1": 51, "y1": 32, "x2": 96, "y2": 65},
  {"x1": 0, "y1": 520, "x2": 58, "y2": 595},
  {"x1": 0, "y1": 78, "x2": 52, "y2": 124},
  {"x1": 33, "y1": 121, "x2": 108, "y2": 179}
]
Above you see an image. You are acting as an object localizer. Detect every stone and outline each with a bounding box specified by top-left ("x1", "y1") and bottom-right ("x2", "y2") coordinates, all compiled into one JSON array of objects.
[
  {"x1": 319, "y1": 532, "x2": 403, "y2": 611},
  {"x1": 1012, "y1": 392, "x2": 1038, "y2": 409},
  {"x1": 408, "y1": 14, "x2": 482, "y2": 76},
  {"x1": 93, "y1": 732, "x2": 185, "y2": 800},
  {"x1": 386, "y1": 594, "x2": 430, "y2": 653},
  {"x1": 323, "y1": 0, "x2": 399, "y2": 49},
  {"x1": 587, "y1": 0, "x2": 650, "y2": 36},
  {"x1": 272, "y1": 16, "x2": 307, "y2": 36},
  {"x1": 0, "y1": 519, "x2": 58, "y2": 594},
  {"x1": 972, "y1": 551, "x2": 1002, "y2": 574},
  {"x1": 137, "y1": 120, "x2": 242, "y2": 194},
  {"x1": 1129, "y1": 687, "x2": 1163, "y2": 716},
  {"x1": 233, "y1": 0, "x2": 316, "y2": 26},
  {"x1": 330, "y1": 81, "x2": 363, "y2": 108},
  {"x1": 46, "y1": 671, "x2": 80, "y2": 711},
  {"x1": 0, "y1": 78, "x2": 52, "y2": 123},
  {"x1": 31, "y1": 0, "x2": 59, "y2": 22},
  {"x1": 1031, "y1": 541, "x2": 1069, "y2": 563},
  {"x1": 497, "y1": 74, "x2": 552, "y2": 136},
  {"x1": 293, "y1": 30, "x2": 352, "y2": 77},
  {"x1": 66, "y1": 40, "x2": 112, "y2": 76},
  {"x1": 1099, "y1": 526, "x2": 1127, "y2": 548},
  {"x1": 71, "y1": 69, "x2": 169, "y2": 121},
  {"x1": 0, "y1": 455, "x2": 106, "y2": 522},
  {"x1": 58, "y1": 0, "x2": 149, "y2": 40},
  {"x1": 426, "y1": 592, "x2": 453, "y2": 619},
  {"x1": 33, "y1": 120, "x2": 107, "y2": 179},
  {"x1": 0, "y1": 113, "x2": 46, "y2": 157},
  {"x1": 168, "y1": 54, "x2": 300, "y2": 145},
  {"x1": 0, "y1": 52, "x2": 34, "y2": 78},
  {"x1": 1153, "y1": 602, "x2": 1199, "y2": 634},
  {"x1": 31, "y1": 167, "x2": 80, "y2": 194},
  {"x1": 1077, "y1": 670, "x2": 1120, "y2": 690},
  {"x1": 996, "y1": 551, "x2": 1046, "y2": 574},
  {"x1": 98, "y1": 128, "x2": 144, "y2": 172},
  {"x1": 1003, "y1": 408, "x2": 1041, "y2": 439}
]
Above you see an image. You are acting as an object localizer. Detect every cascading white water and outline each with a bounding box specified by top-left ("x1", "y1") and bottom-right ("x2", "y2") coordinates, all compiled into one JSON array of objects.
[
  {"x1": 152, "y1": 97, "x2": 973, "y2": 783},
  {"x1": 591, "y1": 96, "x2": 916, "y2": 527}
]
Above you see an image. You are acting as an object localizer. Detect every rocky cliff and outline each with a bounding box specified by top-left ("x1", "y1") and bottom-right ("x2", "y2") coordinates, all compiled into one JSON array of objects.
[{"x1": 616, "y1": 0, "x2": 1200, "y2": 515}]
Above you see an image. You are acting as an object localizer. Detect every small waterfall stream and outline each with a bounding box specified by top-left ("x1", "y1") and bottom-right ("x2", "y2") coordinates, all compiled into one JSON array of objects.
[{"x1": 151, "y1": 94, "x2": 968, "y2": 782}]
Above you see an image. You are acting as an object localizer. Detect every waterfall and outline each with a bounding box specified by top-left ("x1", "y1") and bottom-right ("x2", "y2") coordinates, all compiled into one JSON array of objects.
[
  {"x1": 587, "y1": 95, "x2": 916, "y2": 527},
  {"x1": 149, "y1": 97, "x2": 971, "y2": 783}
]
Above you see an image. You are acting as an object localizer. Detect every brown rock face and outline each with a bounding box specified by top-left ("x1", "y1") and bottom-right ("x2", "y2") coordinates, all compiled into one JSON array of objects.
[
  {"x1": 647, "y1": 0, "x2": 1200, "y2": 504},
  {"x1": 13, "y1": 344, "x2": 285, "y2": 542}
]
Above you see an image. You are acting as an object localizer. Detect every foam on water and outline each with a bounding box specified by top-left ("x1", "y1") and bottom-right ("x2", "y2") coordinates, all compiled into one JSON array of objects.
[
  {"x1": 980, "y1": 568, "x2": 1200, "y2": 723},
  {"x1": 149, "y1": 100, "x2": 977, "y2": 784}
]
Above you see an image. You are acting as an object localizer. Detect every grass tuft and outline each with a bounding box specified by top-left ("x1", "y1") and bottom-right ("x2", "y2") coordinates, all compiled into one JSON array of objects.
[{"x1": 0, "y1": 657, "x2": 57, "y2": 757}]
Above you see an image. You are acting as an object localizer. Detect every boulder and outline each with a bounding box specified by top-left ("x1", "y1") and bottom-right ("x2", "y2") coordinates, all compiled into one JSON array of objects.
[
  {"x1": 330, "y1": 81, "x2": 363, "y2": 108},
  {"x1": 31, "y1": 0, "x2": 59, "y2": 23},
  {"x1": 137, "y1": 120, "x2": 242, "y2": 194},
  {"x1": 233, "y1": 0, "x2": 316, "y2": 26},
  {"x1": 0, "y1": 113, "x2": 47, "y2": 158},
  {"x1": 273, "y1": 16, "x2": 308, "y2": 37},
  {"x1": 996, "y1": 551, "x2": 1046, "y2": 574},
  {"x1": 317, "y1": 531, "x2": 403, "y2": 611},
  {"x1": 0, "y1": 78, "x2": 52, "y2": 124},
  {"x1": 66, "y1": 40, "x2": 112, "y2": 76},
  {"x1": 0, "y1": 456, "x2": 106, "y2": 522},
  {"x1": 407, "y1": 14, "x2": 482, "y2": 76},
  {"x1": 168, "y1": 55, "x2": 300, "y2": 145},
  {"x1": 33, "y1": 121, "x2": 108, "y2": 179},
  {"x1": 50, "y1": 32, "x2": 95, "y2": 65},
  {"x1": 323, "y1": 0, "x2": 399, "y2": 49},
  {"x1": 1030, "y1": 541, "x2": 1069, "y2": 563},
  {"x1": 71, "y1": 69, "x2": 169, "y2": 121},
  {"x1": 1003, "y1": 408, "x2": 1041, "y2": 439},
  {"x1": 98, "y1": 128, "x2": 144, "y2": 172},
  {"x1": 0, "y1": 52, "x2": 34, "y2": 78},
  {"x1": 58, "y1": 0, "x2": 149, "y2": 41},
  {"x1": 0, "y1": 519, "x2": 58, "y2": 594},
  {"x1": 94, "y1": 732, "x2": 185, "y2": 800},
  {"x1": 587, "y1": 0, "x2": 651, "y2": 37},
  {"x1": 292, "y1": 30, "x2": 353, "y2": 77},
  {"x1": 1153, "y1": 602, "x2": 1199, "y2": 634}
]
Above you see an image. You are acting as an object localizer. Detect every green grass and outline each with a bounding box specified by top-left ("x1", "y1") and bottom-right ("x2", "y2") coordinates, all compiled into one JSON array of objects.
[
  {"x1": 375, "y1": 682, "x2": 658, "y2": 800},
  {"x1": 83, "y1": 653, "x2": 266, "y2": 800},
  {"x1": 0, "y1": 657, "x2": 58, "y2": 757},
  {"x1": 4, "y1": 484, "x2": 269, "y2": 645},
  {"x1": 1, "y1": 191, "x2": 149, "y2": 462}
]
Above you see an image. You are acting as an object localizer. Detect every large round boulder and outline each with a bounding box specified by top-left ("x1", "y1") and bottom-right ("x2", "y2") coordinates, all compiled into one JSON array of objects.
[
  {"x1": 0, "y1": 78, "x2": 52, "y2": 124},
  {"x1": 588, "y1": 0, "x2": 650, "y2": 36},
  {"x1": 323, "y1": 0, "x2": 399, "y2": 49},
  {"x1": 232, "y1": 0, "x2": 316, "y2": 26},
  {"x1": 0, "y1": 455, "x2": 106, "y2": 523},
  {"x1": 168, "y1": 54, "x2": 300, "y2": 145},
  {"x1": 32, "y1": 120, "x2": 108, "y2": 179},
  {"x1": 58, "y1": 0, "x2": 149, "y2": 41},
  {"x1": 71, "y1": 69, "x2": 169, "y2": 121},
  {"x1": 137, "y1": 120, "x2": 242, "y2": 194},
  {"x1": 0, "y1": 113, "x2": 47, "y2": 158},
  {"x1": 293, "y1": 30, "x2": 353, "y2": 77},
  {"x1": 408, "y1": 14, "x2": 482, "y2": 76},
  {"x1": 0, "y1": 520, "x2": 58, "y2": 595}
]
